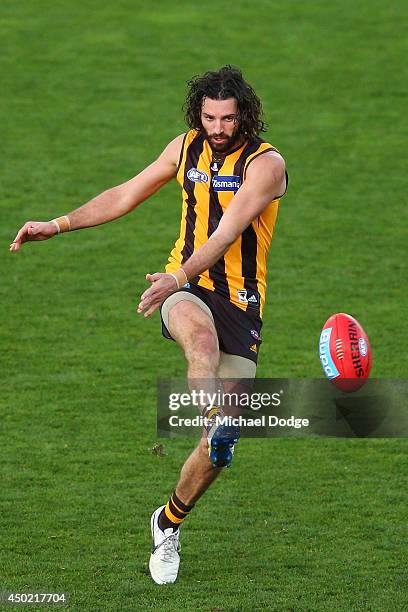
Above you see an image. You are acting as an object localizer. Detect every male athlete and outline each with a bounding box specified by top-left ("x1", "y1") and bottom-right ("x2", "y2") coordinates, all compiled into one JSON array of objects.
[{"x1": 10, "y1": 66, "x2": 287, "y2": 584}]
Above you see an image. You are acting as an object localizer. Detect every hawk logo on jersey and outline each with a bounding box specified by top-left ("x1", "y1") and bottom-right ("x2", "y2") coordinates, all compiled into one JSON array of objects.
[
  {"x1": 212, "y1": 175, "x2": 241, "y2": 192},
  {"x1": 187, "y1": 168, "x2": 209, "y2": 183},
  {"x1": 237, "y1": 290, "x2": 259, "y2": 305},
  {"x1": 237, "y1": 289, "x2": 248, "y2": 303}
]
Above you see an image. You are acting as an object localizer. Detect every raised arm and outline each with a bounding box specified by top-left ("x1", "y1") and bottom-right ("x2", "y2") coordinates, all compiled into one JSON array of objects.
[
  {"x1": 9, "y1": 134, "x2": 184, "y2": 252},
  {"x1": 138, "y1": 150, "x2": 286, "y2": 316}
]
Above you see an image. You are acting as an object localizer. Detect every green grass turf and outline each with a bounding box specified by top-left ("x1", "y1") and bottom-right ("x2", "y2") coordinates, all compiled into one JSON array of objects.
[{"x1": 1, "y1": 0, "x2": 407, "y2": 610}]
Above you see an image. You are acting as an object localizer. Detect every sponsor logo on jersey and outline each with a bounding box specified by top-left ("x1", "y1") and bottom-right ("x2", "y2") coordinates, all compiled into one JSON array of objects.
[
  {"x1": 212, "y1": 175, "x2": 241, "y2": 192},
  {"x1": 251, "y1": 329, "x2": 260, "y2": 341},
  {"x1": 359, "y1": 337, "x2": 367, "y2": 357},
  {"x1": 319, "y1": 327, "x2": 340, "y2": 380},
  {"x1": 187, "y1": 167, "x2": 209, "y2": 183}
]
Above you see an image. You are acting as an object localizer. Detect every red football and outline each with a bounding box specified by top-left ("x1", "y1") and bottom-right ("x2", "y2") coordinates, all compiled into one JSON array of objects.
[{"x1": 319, "y1": 313, "x2": 372, "y2": 392}]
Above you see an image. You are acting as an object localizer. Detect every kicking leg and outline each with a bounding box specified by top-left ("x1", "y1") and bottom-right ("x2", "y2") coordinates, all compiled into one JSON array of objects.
[
  {"x1": 149, "y1": 299, "x2": 227, "y2": 585},
  {"x1": 167, "y1": 299, "x2": 226, "y2": 505}
]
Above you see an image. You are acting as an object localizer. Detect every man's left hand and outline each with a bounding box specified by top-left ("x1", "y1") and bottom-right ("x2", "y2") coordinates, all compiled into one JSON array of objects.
[{"x1": 137, "y1": 273, "x2": 178, "y2": 317}]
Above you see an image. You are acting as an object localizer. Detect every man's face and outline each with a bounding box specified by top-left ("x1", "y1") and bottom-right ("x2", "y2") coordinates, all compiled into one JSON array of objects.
[{"x1": 201, "y1": 97, "x2": 241, "y2": 153}]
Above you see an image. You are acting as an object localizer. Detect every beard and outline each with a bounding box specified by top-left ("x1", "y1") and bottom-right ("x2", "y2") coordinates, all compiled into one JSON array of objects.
[{"x1": 203, "y1": 127, "x2": 243, "y2": 154}]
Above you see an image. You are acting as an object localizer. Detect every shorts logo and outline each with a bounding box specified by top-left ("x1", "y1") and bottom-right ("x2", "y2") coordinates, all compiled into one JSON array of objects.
[
  {"x1": 187, "y1": 168, "x2": 209, "y2": 183},
  {"x1": 251, "y1": 329, "x2": 260, "y2": 341},
  {"x1": 212, "y1": 175, "x2": 241, "y2": 192},
  {"x1": 359, "y1": 337, "x2": 367, "y2": 356}
]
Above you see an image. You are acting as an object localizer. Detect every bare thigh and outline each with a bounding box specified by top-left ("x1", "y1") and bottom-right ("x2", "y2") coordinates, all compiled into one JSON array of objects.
[{"x1": 162, "y1": 291, "x2": 257, "y2": 381}]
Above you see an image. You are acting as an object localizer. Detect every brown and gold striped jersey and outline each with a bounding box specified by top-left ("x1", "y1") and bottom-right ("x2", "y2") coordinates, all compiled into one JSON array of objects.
[{"x1": 166, "y1": 129, "x2": 287, "y2": 317}]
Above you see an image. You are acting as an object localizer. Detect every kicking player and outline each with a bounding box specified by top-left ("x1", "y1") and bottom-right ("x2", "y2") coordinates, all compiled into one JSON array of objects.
[{"x1": 10, "y1": 65, "x2": 287, "y2": 585}]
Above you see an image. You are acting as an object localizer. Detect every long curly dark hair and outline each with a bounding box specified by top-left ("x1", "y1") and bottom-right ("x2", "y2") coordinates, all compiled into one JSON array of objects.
[{"x1": 184, "y1": 65, "x2": 266, "y2": 140}]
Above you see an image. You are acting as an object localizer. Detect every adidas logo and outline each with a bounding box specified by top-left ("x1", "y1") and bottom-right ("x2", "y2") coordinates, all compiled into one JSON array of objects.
[
  {"x1": 248, "y1": 294, "x2": 258, "y2": 303},
  {"x1": 249, "y1": 344, "x2": 258, "y2": 353}
]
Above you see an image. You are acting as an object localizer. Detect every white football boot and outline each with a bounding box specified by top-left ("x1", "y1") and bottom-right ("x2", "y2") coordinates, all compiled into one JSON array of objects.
[{"x1": 149, "y1": 505, "x2": 181, "y2": 584}]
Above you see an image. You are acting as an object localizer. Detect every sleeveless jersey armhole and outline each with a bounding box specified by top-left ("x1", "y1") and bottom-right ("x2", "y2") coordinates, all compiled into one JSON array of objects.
[
  {"x1": 176, "y1": 133, "x2": 188, "y2": 173},
  {"x1": 243, "y1": 146, "x2": 288, "y2": 199},
  {"x1": 243, "y1": 147, "x2": 278, "y2": 179}
]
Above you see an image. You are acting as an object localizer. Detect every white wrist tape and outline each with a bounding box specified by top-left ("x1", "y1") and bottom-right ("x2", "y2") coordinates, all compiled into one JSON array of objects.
[
  {"x1": 169, "y1": 273, "x2": 180, "y2": 289},
  {"x1": 179, "y1": 268, "x2": 188, "y2": 285},
  {"x1": 51, "y1": 215, "x2": 71, "y2": 234},
  {"x1": 50, "y1": 219, "x2": 61, "y2": 234}
]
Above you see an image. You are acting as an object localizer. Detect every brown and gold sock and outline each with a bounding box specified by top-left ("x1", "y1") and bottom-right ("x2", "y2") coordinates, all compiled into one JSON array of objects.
[
  {"x1": 158, "y1": 491, "x2": 194, "y2": 532},
  {"x1": 204, "y1": 406, "x2": 223, "y2": 419},
  {"x1": 202, "y1": 406, "x2": 224, "y2": 433}
]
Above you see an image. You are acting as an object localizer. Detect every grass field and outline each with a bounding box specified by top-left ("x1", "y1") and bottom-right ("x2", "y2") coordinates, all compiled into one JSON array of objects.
[{"x1": 1, "y1": 1, "x2": 407, "y2": 610}]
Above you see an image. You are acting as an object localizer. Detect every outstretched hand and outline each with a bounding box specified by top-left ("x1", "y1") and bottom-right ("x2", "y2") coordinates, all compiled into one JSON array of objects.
[
  {"x1": 137, "y1": 272, "x2": 178, "y2": 318},
  {"x1": 9, "y1": 221, "x2": 58, "y2": 252}
]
